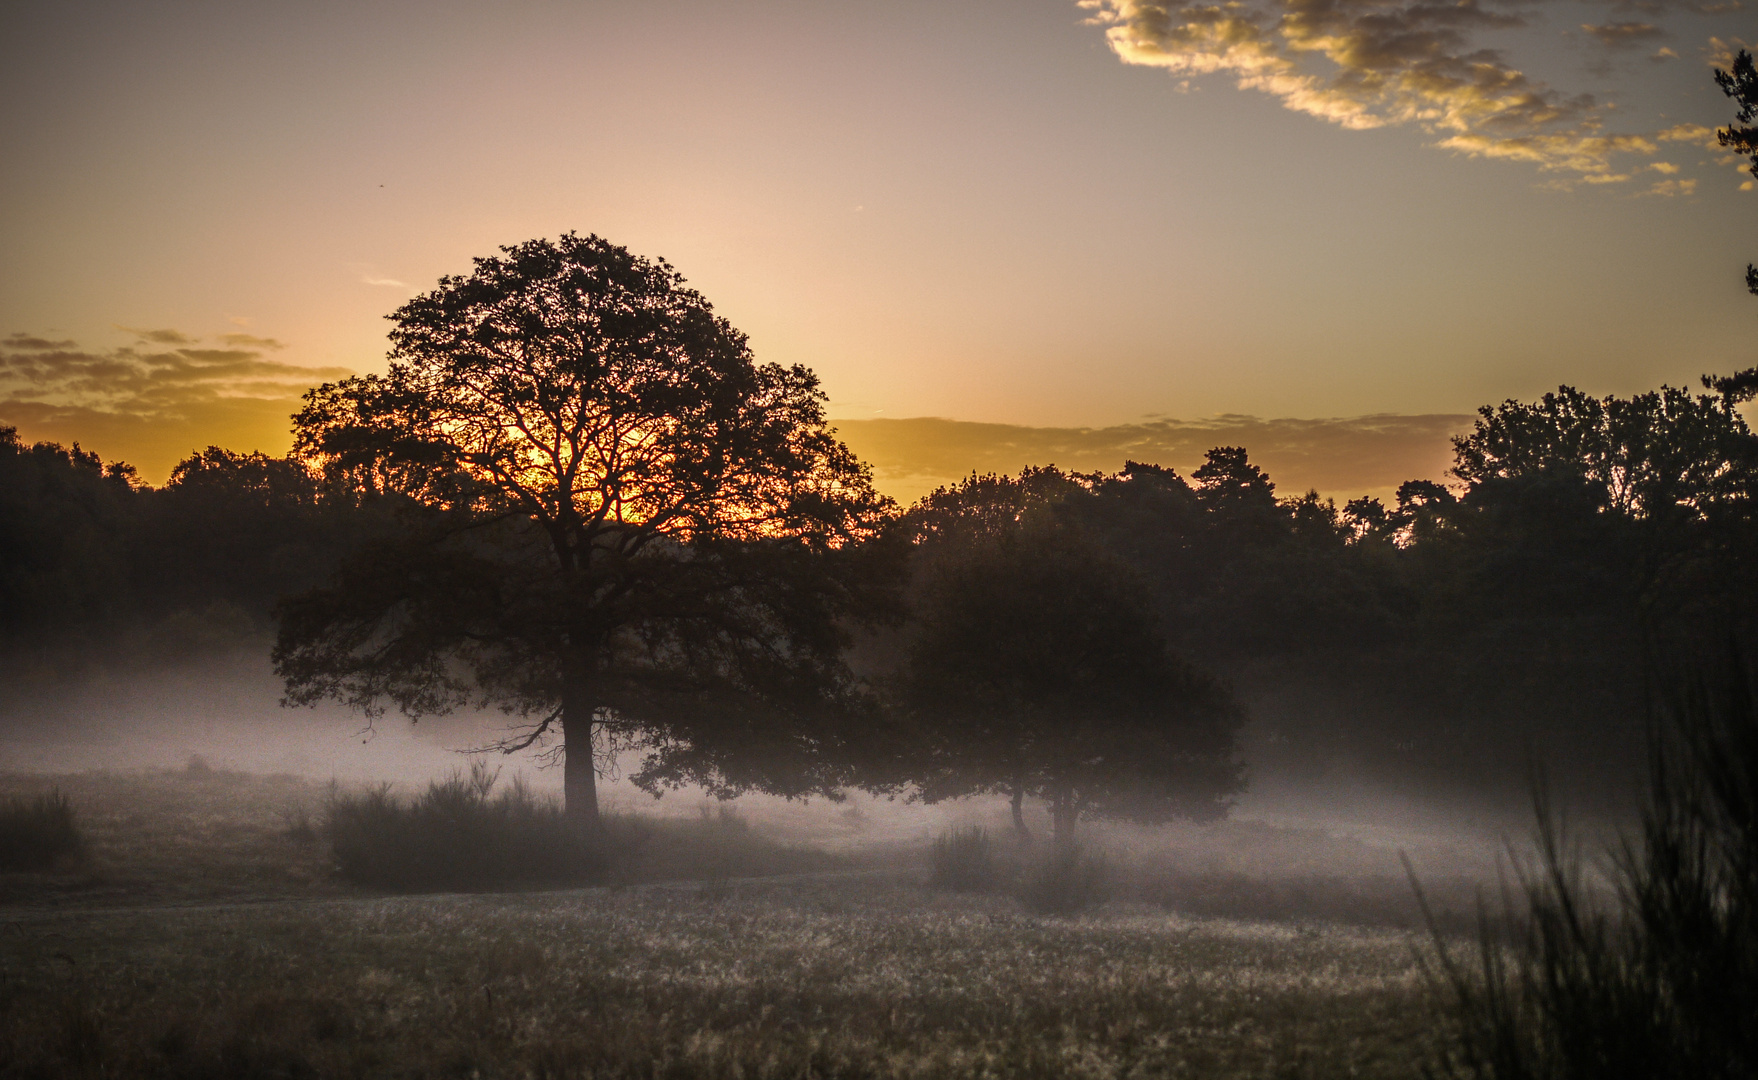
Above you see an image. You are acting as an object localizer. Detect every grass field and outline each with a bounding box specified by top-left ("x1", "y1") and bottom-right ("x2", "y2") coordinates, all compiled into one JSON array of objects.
[{"x1": 0, "y1": 769, "x2": 1469, "y2": 1078}]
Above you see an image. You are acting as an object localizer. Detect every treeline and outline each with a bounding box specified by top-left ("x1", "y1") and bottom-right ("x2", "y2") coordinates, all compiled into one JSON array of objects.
[
  {"x1": 0, "y1": 434, "x2": 391, "y2": 643},
  {"x1": 4, "y1": 369, "x2": 1754, "y2": 808},
  {"x1": 886, "y1": 378, "x2": 1758, "y2": 809}
]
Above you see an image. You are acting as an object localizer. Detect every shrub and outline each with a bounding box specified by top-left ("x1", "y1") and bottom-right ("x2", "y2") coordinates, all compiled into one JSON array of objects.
[
  {"x1": 281, "y1": 804, "x2": 319, "y2": 845},
  {"x1": 1419, "y1": 661, "x2": 1758, "y2": 1080},
  {"x1": 0, "y1": 789, "x2": 84, "y2": 871},
  {"x1": 928, "y1": 826, "x2": 1000, "y2": 892},
  {"x1": 1020, "y1": 842, "x2": 1109, "y2": 915},
  {"x1": 325, "y1": 762, "x2": 602, "y2": 891}
]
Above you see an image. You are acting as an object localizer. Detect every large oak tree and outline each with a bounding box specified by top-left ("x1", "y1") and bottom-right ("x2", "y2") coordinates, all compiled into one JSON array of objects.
[{"x1": 274, "y1": 234, "x2": 891, "y2": 824}]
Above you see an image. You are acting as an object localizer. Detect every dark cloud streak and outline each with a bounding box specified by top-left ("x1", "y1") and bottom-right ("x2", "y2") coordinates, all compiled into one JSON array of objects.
[
  {"x1": 1582, "y1": 21, "x2": 1667, "y2": 47},
  {"x1": 0, "y1": 329, "x2": 353, "y2": 482}
]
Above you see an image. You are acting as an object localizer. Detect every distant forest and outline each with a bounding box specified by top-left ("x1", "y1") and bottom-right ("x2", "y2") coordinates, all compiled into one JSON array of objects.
[{"x1": 6, "y1": 367, "x2": 1754, "y2": 811}]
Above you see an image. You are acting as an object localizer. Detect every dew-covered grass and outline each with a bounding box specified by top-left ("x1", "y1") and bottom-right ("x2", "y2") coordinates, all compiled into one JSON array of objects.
[
  {"x1": 0, "y1": 766, "x2": 337, "y2": 907},
  {"x1": 0, "y1": 874, "x2": 1445, "y2": 1079},
  {"x1": 0, "y1": 769, "x2": 845, "y2": 908},
  {"x1": 0, "y1": 769, "x2": 1468, "y2": 1077}
]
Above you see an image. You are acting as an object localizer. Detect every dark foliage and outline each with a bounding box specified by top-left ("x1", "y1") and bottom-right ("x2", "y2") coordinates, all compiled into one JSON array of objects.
[
  {"x1": 1420, "y1": 659, "x2": 1758, "y2": 1080},
  {"x1": 927, "y1": 826, "x2": 1001, "y2": 893},
  {"x1": 1716, "y1": 48, "x2": 1757, "y2": 178},
  {"x1": 0, "y1": 790, "x2": 83, "y2": 871},
  {"x1": 0, "y1": 429, "x2": 386, "y2": 652},
  {"x1": 893, "y1": 470, "x2": 1244, "y2": 842},
  {"x1": 325, "y1": 764, "x2": 603, "y2": 891},
  {"x1": 276, "y1": 233, "x2": 898, "y2": 823},
  {"x1": 324, "y1": 763, "x2": 839, "y2": 893},
  {"x1": 0, "y1": 427, "x2": 141, "y2": 642}
]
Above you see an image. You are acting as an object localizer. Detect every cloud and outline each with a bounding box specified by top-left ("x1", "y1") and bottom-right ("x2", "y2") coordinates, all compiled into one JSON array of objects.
[
  {"x1": 830, "y1": 413, "x2": 1471, "y2": 506},
  {"x1": 1613, "y1": 0, "x2": 1743, "y2": 13},
  {"x1": 362, "y1": 275, "x2": 412, "y2": 290},
  {"x1": 1642, "y1": 177, "x2": 1698, "y2": 194},
  {"x1": 0, "y1": 330, "x2": 353, "y2": 482},
  {"x1": 217, "y1": 333, "x2": 287, "y2": 350},
  {"x1": 1704, "y1": 35, "x2": 1749, "y2": 69},
  {"x1": 1582, "y1": 22, "x2": 1666, "y2": 47},
  {"x1": 1658, "y1": 122, "x2": 1717, "y2": 145},
  {"x1": 1079, "y1": 0, "x2": 1741, "y2": 181},
  {"x1": 3, "y1": 334, "x2": 76, "y2": 351},
  {"x1": 118, "y1": 326, "x2": 200, "y2": 346}
]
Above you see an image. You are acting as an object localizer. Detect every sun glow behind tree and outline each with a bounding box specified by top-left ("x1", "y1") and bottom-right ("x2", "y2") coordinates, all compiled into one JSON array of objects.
[{"x1": 277, "y1": 234, "x2": 895, "y2": 824}]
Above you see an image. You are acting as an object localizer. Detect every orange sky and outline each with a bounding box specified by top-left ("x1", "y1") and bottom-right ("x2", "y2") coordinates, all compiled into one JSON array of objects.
[{"x1": 1, "y1": 1, "x2": 1752, "y2": 501}]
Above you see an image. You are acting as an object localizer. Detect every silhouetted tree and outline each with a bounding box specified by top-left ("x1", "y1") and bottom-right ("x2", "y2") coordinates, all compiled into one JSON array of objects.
[
  {"x1": 1713, "y1": 47, "x2": 1758, "y2": 401},
  {"x1": 274, "y1": 234, "x2": 892, "y2": 825},
  {"x1": 1452, "y1": 385, "x2": 1752, "y2": 523},
  {"x1": 0, "y1": 427, "x2": 140, "y2": 641},
  {"x1": 1451, "y1": 383, "x2": 1757, "y2": 636},
  {"x1": 138, "y1": 447, "x2": 373, "y2": 621},
  {"x1": 896, "y1": 472, "x2": 1242, "y2": 845}
]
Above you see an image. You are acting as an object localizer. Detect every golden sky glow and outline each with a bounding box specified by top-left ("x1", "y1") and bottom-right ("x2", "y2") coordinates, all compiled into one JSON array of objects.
[
  {"x1": 1, "y1": 1, "x2": 1752, "y2": 498},
  {"x1": 834, "y1": 414, "x2": 1470, "y2": 505}
]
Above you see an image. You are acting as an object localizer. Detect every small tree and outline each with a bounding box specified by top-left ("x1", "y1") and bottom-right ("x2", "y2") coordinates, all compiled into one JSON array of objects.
[
  {"x1": 897, "y1": 473, "x2": 1243, "y2": 846},
  {"x1": 275, "y1": 234, "x2": 891, "y2": 825},
  {"x1": 1710, "y1": 48, "x2": 1758, "y2": 403}
]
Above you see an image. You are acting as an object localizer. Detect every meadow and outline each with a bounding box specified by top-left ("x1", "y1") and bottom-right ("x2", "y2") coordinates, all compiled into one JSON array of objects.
[{"x1": 0, "y1": 768, "x2": 1480, "y2": 1079}]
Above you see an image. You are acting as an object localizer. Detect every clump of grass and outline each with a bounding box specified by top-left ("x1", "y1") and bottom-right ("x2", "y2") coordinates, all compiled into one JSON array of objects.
[
  {"x1": 928, "y1": 825, "x2": 1001, "y2": 892},
  {"x1": 0, "y1": 789, "x2": 84, "y2": 871},
  {"x1": 326, "y1": 762, "x2": 602, "y2": 892},
  {"x1": 1420, "y1": 660, "x2": 1758, "y2": 1080},
  {"x1": 1020, "y1": 842, "x2": 1109, "y2": 915}
]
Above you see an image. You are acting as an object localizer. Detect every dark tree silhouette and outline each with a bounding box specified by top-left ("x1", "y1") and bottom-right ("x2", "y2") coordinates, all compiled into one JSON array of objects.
[
  {"x1": 1450, "y1": 384, "x2": 1757, "y2": 627},
  {"x1": 1713, "y1": 48, "x2": 1758, "y2": 403},
  {"x1": 141, "y1": 447, "x2": 364, "y2": 620},
  {"x1": 0, "y1": 427, "x2": 140, "y2": 641},
  {"x1": 1451, "y1": 385, "x2": 1753, "y2": 521},
  {"x1": 274, "y1": 234, "x2": 891, "y2": 825},
  {"x1": 897, "y1": 472, "x2": 1242, "y2": 845},
  {"x1": 1715, "y1": 48, "x2": 1757, "y2": 182}
]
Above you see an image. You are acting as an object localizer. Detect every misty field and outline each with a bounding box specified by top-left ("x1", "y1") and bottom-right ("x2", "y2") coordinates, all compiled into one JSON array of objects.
[{"x1": 0, "y1": 769, "x2": 1470, "y2": 1078}]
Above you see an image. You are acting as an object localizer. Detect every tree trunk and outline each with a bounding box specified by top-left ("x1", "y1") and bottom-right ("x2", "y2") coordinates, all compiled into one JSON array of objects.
[
  {"x1": 1010, "y1": 787, "x2": 1032, "y2": 842},
  {"x1": 1050, "y1": 795, "x2": 1078, "y2": 850},
  {"x1": 561, "y1": 685, "x2": 600, "y2": 831}
]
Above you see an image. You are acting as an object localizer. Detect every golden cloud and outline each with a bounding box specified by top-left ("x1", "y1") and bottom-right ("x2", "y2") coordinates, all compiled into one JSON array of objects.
[
  {"x1": 831, "y1": 413, "x2": 1470, "y2": 506},
  {"x1": 1080, "y1": 0, "x2": 1739, "y2": 180},
  {"x1": 0, "y1": 329, "x2": 352, "y2": 483}
]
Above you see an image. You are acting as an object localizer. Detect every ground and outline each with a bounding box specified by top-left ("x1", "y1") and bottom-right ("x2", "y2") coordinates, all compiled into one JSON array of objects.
[{"x1": 0, "y1": 769, "x2": 1469, "y2": 1079}]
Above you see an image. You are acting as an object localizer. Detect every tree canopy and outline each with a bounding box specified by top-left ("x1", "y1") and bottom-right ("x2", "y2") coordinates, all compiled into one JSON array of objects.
[
  {"x1": 893, "y1": 470, "x2": 1243, "y2": 844},
  {"x1": 274, "y1": 234, "x2": 894, "y2": 823}
]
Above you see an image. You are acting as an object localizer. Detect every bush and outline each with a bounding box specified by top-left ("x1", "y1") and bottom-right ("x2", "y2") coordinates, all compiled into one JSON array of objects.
[
  {"x1": 326, "y1": 762, "x2": 602, "y2": 891},
  {"x1": 1020, "y1": 842, "x2": 1109, "y2": 915},
  {"x1": 0, "y1": 789, "x2": 84, "y2": 871},
  {"x1": 1419, "y1": 662, "x2": 1758, "y2": 1080},
  {"x1": 928, "y1": 826, "x2": 1000, "y2": 892}
]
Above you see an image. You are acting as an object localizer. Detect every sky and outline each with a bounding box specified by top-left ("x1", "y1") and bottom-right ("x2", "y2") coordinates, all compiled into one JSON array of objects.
[{"x1": 1, "y1": 0, "x2": 1752, "y2": 503}]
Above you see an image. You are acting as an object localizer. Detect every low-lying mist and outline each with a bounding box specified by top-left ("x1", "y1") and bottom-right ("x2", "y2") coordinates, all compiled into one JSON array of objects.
[{"x1": 0, "y1": 628, "x2": 1535, "y2": 899}]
